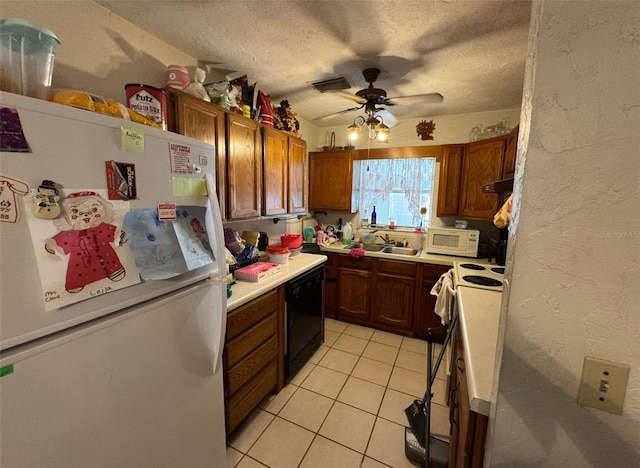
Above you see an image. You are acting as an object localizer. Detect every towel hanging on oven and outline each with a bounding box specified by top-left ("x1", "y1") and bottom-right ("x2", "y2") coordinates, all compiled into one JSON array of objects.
[{"x1": 430, "y1": 269, "x2": 454, "y2": 325}]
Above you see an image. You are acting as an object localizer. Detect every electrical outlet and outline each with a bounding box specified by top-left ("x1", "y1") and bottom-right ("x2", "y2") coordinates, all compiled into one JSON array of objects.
[{"x1": 577, "y1": 356, "x2": 630, "y2": 414}]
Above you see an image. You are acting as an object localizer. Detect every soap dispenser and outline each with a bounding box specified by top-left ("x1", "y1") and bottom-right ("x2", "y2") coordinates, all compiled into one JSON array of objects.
[{"x1": 342, "y1": 222, "x2": 353, "y2": 245}]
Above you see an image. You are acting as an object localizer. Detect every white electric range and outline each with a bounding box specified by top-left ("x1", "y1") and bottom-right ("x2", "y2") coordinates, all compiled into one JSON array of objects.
[{"x1": 453, "y1": 261, "x2": 505, "y2": 292}]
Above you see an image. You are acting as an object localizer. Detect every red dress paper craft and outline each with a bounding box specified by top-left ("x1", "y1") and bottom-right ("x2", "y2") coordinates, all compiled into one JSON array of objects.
[{"x1": 46, "y1": 191, "x2": 125, "y2": 293}]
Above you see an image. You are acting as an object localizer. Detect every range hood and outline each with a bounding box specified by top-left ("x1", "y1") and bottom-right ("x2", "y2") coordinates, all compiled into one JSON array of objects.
[{"x1": 483, "y1": 178, "x2": 514, "y2": 193}]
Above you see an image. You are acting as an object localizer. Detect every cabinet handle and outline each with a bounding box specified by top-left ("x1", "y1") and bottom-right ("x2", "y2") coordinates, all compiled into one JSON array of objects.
[
  {"x1": 450, "y1": 387, "x2": 459, "y2": 408},
  {"x1": 456, "y1": 357, "x2": 465, "y2": 372}
]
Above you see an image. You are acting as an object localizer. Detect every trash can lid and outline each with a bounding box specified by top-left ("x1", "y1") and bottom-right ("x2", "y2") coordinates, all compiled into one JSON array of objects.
[{"x1": 0, "y1": 18, "x2": 60, "y2": 52}]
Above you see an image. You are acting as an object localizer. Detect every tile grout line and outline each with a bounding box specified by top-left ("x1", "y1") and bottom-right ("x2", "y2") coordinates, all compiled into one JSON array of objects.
[{"x1": 230, "y1": 320, "x2": 442, "y2": 467}]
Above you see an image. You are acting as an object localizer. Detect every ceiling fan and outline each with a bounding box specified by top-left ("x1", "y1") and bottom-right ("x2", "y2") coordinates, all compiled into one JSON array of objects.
[{"x1": 314, "y1": 67, "x2": 444, "y2": 123}]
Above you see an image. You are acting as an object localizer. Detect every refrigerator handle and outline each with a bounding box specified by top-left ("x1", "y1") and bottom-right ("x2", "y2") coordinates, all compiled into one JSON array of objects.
[
  {"x1": 204, "y1": 174, "x2": 227, "y2": 282},
  {"x1": 212, "y1": 284, "x2": 227, "y2": 375}
]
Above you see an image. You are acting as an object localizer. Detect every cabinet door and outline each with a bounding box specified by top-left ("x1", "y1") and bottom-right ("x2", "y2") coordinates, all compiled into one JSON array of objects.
[
  {"x1": 459, "y1": 139, "x2": 504, "y2": 219},
  {"x1": 370, "y1": 259, "x2": 417, "y2": 333},
  {"x1": 262, "y1": 127, "x2": 288, "y2": 216},
  {"x1": 371, "y1": 273, "x2": 414, "y2": 332},
  {"x1": 309, "y1": 151, "x2": 355, "y2": 212},
  {"x1": 288, "y1": 136, "x2": 307, "y2": 214},
  {"x1": 165, "y1": 88, "x2": 228, "y2": 220},
  {"x1": 323, "y1": 253, "x2": 338, "y2": 319},
  {"x1": 337, "y1": 267, "x2": 371, "y2": 322},
  {"x1": 502, "y1": 126, "x2": 518, "y2": 179},
  {"x1": 227, "y1": 113, "x2": 262, "y2": 219},
  {"x1": 415, "y1": 264, "x2": 450, "y2": 342},
  {"x1": 436, "y1": 144, "x2": 464, "y2": 217}
]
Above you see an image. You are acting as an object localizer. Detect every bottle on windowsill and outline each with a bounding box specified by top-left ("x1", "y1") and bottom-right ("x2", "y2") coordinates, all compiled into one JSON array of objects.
[{"x1": 371, "y1": 206, "x2": 377, "y2": 226}]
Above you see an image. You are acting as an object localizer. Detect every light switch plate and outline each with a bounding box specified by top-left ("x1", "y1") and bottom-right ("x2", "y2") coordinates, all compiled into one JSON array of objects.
[{"x1": 577, "y1": 356, "x2": 630, "y2": 414}]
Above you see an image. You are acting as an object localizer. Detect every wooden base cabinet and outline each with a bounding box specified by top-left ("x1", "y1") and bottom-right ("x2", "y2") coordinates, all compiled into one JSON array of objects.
[
  {"x1": 370, "y1": 259, "x2": 417, "y2": 333},
  {"x1": 449, "y1": 327, "x2": 488, "y2": 467},
  {"x1": 329, "y1": 254, "x2": 450, "y2": 338},
  {"x1": 337, "y1": 264, "x2": 372, "y2": 323},
  {"x1": 224, "y1": 287, "x2": 285, "y2": 436}
]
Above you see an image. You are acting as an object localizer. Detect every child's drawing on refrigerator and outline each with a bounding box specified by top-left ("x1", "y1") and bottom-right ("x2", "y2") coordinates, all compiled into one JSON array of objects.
[
  {"x1": 25, "y1": 189, "x2": 140, "y2": 311},
  {"x1": 44, "y1": 191, "x2": 126, "y2": 293}
]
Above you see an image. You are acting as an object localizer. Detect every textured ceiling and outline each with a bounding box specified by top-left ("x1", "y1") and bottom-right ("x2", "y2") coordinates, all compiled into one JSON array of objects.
[{"x1": 96, "y1": 0, "x2": 532, "y2": 127}]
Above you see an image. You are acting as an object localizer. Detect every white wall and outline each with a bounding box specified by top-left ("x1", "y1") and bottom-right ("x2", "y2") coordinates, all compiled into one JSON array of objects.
[
  {"x1": 313, "y1": 108, "x2": 522, "y2": 151},
  {"x1": 488, "y1": 1, "x2": 640, "y2": 466},
  {"x1": 1, "y1": 1, "x2": 199, "y2": 104}
]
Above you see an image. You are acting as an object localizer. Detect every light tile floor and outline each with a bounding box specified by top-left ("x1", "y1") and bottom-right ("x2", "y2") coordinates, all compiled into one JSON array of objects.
[{"x1": 226, "y1": 319, "x2": 451, "y2": 468}]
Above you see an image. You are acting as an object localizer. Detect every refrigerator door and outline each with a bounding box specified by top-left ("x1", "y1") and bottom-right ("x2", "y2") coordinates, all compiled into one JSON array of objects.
[
  {"x1": 0, "y1": 92, "x2": 225, "y2": 350},
  {"x1": 0, "y1": 279, "x2": 227, "y2": 467}
]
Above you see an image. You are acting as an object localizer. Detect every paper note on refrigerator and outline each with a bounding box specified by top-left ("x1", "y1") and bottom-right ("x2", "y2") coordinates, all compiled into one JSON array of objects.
[{"x1": 123, "y1": 206, "x2": 213, "y2": 280}]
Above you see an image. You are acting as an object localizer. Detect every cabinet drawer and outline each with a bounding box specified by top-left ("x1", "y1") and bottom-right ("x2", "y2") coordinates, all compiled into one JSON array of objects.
[
  {"x1": 226, "y1": 360, "x2": 277, "y2": 434},
  {"x1": 338, "y1": 255, "x2": 373, "y2": 269},
  {"x1": 226, "y1": 335, "x2": 277, "y2": 395},
  {"x1": 227, "y1": 289, "x2": 278, "y2": 340},
  {"x1": 376, "y1": 258, "x2": 417, "y2": 276},
  {"x1": 226, "y1": 313, "x2": 277, "y2": 368}
]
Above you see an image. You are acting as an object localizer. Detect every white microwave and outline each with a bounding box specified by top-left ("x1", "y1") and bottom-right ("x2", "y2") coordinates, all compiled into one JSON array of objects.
[{"x1": 425, "y1": 227, "x2": 479, "y2": 258}]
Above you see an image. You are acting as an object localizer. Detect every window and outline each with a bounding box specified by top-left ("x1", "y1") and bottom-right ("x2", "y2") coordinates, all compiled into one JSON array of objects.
[{"x1": 357, "y1": 158, "x2": 436, "y2": 229}]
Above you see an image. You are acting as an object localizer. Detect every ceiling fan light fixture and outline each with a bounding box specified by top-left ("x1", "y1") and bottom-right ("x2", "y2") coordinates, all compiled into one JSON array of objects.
[
  {"x1": 376, "y1": 122, "x2": 390, "y2": 142},
  {"x1": 347, "y1": 122, "x2": 361, "y2": 141},
  {"x1": 346, "y1": 113, "x2": 390, "y2": 142}
]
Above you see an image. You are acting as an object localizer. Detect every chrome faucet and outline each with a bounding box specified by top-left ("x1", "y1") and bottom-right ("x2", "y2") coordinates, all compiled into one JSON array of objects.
[{"x1": 377, "y1": 234, "x2": 390, "y2": 244}]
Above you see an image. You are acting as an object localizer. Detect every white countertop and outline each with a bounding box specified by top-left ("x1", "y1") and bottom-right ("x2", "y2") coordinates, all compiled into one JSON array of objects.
[
  {"x1": 456, "y1": 286, "x2": 503, "y2": 416},
  {"x1": 320, "y1": 241, "x2": 494, "y2": 267},
  {"x1": 227, "y1": 253, "x2": 327, "y2": 312}
]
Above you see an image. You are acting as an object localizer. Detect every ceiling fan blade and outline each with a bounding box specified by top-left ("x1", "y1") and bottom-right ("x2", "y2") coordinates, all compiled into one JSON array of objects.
[
  {"x1": 325, "y1": 90, "x2": 368, "y2": 104},
  {"x1": 374, "y1": 109, "x2": 398, "y2": 128},
  {"x1": 314, "y1": 105, "x2": 363, "y2": 121},
  {"x1": 387, "y1": 93, "x2": 444, "y2": 105}
]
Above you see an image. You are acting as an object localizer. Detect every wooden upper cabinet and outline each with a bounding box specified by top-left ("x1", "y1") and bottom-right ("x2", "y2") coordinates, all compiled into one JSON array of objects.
[
  {"x1": 262, "y1": 127, "x2": 288, "y2": 216},
  {"x1": 165, "y1": 88, "x2": 227, "y2": 219},
  {"x1": 502, "y1": 126, "x2": 519, "y2": 179},
  {"x1": 309, "y1": 151, "x2": 358, "y2": 212},
  {"x1": 459, "y1": 139, "x2": 504, "y2": 219},
  {"x1": 227, "y1": 113, "x2": 262, "y2": 219},
  {"x1": 437, "y1": 144, "x2": 465, "y2": 218},
  {"x1": 288, "y1": 136, "x2": 307, "y2": 214}
]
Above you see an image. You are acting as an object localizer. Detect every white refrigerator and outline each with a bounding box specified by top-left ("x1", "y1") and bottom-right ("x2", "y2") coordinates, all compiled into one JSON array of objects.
[{"x1": 0, "y1": 91, "x2": 228, "y2": 467}]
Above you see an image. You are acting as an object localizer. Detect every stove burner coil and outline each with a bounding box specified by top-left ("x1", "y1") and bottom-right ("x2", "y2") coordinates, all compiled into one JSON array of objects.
[
  {"x1": 462, "y1": 275, "x2": 503, "y2": 287},
  {"x1": 459, "y1": 263, "x2": 486, "y2": 271},
  {"x1": 491, "y1": 267, "x2": 505, "y2": 274}
]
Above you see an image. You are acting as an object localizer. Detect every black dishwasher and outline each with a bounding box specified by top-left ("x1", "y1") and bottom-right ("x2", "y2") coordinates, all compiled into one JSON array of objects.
[{"x1": 285, "y1": 264, "x2": 323, "y2": 378}]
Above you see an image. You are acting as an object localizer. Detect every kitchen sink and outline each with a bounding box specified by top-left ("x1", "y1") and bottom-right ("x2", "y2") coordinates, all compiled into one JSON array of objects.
[
  {"x1": 381, "y1": 246, "x2": 420, "y2": 256},
  {"x1": 344, "y1": 242, "x2": 386, "y2": 252},
  {"x1": 344, "y1": 243, "x2": 420, "y2": 256}
]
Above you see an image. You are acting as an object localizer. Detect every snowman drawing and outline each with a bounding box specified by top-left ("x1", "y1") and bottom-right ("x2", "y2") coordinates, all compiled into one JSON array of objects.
[{"x1": 45, "y1": 191, "x2": 125, "y2": 293}]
